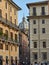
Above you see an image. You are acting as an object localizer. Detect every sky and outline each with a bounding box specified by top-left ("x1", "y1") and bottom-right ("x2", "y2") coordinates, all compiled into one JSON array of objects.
[{"x1": 13, "y1": 0, "x2": 46, "y2": 24}]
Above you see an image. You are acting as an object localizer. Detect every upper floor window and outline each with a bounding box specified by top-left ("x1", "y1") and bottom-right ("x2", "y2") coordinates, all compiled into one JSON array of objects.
[
  {"x1": 42, "y1": 20, "x2": 45, "y2": 24},
  {"x1": 33, "y1": 53, "x2": 38, "y2": 60},
  {"x1": 42, "y1": 28, "x2": 45, "y2": 33},
  {"x1": 33, "y1": 28, "x2": 37, "y2": 34},
  {"x1": 6, "y1": 56, "x2": 8, "y2": 64},
  {"x1": 41, "y1": 7, "x2": 45, "y2": 15},
  {"x1": 10, "y1": 16, "x2": 12, "y2": 22},
  {"x1": 33, "y1": 7, "x2": 36, "y2": 16},
  {"x1": 10, "y1": 32, "x2": 13, "y2": 41},
  {"x1": 0, "y1": 44, "x2": 3, "y2": 49},
  {"x1": 15, "y1": 57, "x2": 17, "y2": 65},
  {"x1": 33, "y1": 20, "x2": 36, "y2": 24},
  {"x1": 43, "y1": 42, "x2": 46, "y2": 48},
  {"x1": 34, "y1": 42, "x2": 37, "y2": 48},
  {"x1": 5, "y1": 13, "x2": 7, "y2": 22},
  {"x1": 5, "y1": 2, "x2": 7, "y2": 9},
  {"x1": 42, "y1": 52, "x2": 47, "y2": 60},
  {"x1": 11, "y1": 56, "x2": 13, "y2": 64},
  {"x1": 0, "y1": 28, "x2": 3, "y2": 37},
  {"x1": 4, "y1": 30, "x2": 8, "y2": 40},
  {"x1": 0, "y1": 9, "x2": 2, "y2": 17},
  {"x1": 15, "y1": 34, "x2": 17, "y2": 42}
]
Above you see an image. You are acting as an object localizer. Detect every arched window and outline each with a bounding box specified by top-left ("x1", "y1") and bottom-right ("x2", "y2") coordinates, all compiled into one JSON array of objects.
[
  {"x1": 6, "y1": 56, "x2": 8, "y2": 64},
  {"x1": 15, "y1": 34, "x2": 17, "y2": 42},
  {"x1": 4, "y1": 30, "x2": 8, "y2": 40},
  {"x1": 10, "y1": 32, "x2": 13, "y2": 41}
]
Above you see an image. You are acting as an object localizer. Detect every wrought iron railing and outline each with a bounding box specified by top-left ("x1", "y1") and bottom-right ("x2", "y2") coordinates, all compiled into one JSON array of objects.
[
  {"x1": 0, "y1": 16, "x2": 19, "y2": 31},
  {"x1": 0, "y1": 34, "x2": 19, "y2": 44}
]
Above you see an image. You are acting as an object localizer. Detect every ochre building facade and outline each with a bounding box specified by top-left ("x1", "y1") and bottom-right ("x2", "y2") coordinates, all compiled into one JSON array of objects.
[{"x1": 0, "y1": 0, "x2": 21, "y2": 65}]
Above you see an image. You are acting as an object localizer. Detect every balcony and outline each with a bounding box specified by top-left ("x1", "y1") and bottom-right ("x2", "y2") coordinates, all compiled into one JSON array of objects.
[
  {"x1": 0, "y1": 33, "x2": 19, "y2": 45},
  {"x1": 0, "y1": 16, "x2": 19, "y2": 31}
]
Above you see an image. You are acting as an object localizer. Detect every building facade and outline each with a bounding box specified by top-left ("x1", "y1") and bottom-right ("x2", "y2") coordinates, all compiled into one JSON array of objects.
[
  {"x1": 27, "y1": 1, "x2": 49, "y2": 65},
  {"x1": 19, "y1": 31, "x2": 29, "y2": 65},
  {"x1": 0, "y1": 0, "x2": 21, "y2": 65}
]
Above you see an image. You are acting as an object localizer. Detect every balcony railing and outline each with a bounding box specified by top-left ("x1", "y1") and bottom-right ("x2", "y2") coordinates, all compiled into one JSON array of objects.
[
  {"x1": 0, "y1": 34, "x2": 19, "y2": 45},
  {"x1": 0, "y1": 16, "x2": 19, "y2": 31}
]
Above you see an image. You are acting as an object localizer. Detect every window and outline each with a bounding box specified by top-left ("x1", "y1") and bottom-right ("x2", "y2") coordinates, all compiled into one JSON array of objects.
[
  {"x1": 41, "y1": 7, "x2": 45, "y2": 15},
  {"x1": 33, "y1": 20, "x2": 36, "y2": 24},
  {"x1": 34, "y1": 42, "x2": 37, "y2": 48},
  {"x1": 0, "y1": 44, "x2": 3, "y2": 49},
  {"x1": 15, "y1": 57, "x2": 17, "y2": 65},
  {"x1": 42, "y1": 52, "x2": 47, "y2": 60},
  {"x1": 15, "y1": 34, "x2": 17, "y2": 42},
  {"x1": 42, "y1": 20, "x2": 45, "y2": 24},
  {"x1": 42, "y1": 28, "x2": 45, "y2": 33},
  {"x1": 33, "y1": 7, "x2": 36, "y2": 16},
  {"x1": 11, "y1": 56, "x2": 13, "y2": 65},
  {"x1": 0, "y1": 9, "x2": 2, "y2": 17},
  {"x1": 6, "y1": 56, "x2": 8, "y2": 64},
  {"x1": 5, "y1": 13, "x2": 7, "y2": 22},
  {"x1": 33, "y1": 53, "x2": 38, "y2": 60},
  {"x1": 43, "y1": 42, "x2": 46, "y2": 48},
  {"x1": 0, "y1": 28, "x2": 3, "y2": 37},
  {"x1": 10, "y1": 32, "x2": 13, "y2": 41},
  {"x1": 5, "y1": 2, "x2": 7, "y2": 9},
  {"x1": 10, "y1": 16, "x2": 12, "y2": 22},
  {"x1": 33, "y1": 28, "x2": 37, "y2": 34},
  {"x1": 4, "y1": 30, "x2": 8, "y2": 40},
  {"x1": 5, "y1": 45, "x2": 8, "y2": 50}
]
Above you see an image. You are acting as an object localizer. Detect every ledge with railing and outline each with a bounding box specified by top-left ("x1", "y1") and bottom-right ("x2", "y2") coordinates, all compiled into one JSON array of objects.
[
  {"x1": 0, "y1": 16, "x2": 19, "y2": 31},
  {"x1": 0, "y1": 32, "x2": 19, "y2": 45}
]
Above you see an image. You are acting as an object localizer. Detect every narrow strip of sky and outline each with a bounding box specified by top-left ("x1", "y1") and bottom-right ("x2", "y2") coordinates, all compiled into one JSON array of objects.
[{"x1": 13, "y1": 0, "x2": 46, "y2": 24}]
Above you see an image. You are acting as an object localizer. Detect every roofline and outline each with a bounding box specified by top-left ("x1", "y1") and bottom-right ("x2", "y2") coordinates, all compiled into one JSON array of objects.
[
  {"x1": 8, "y1": 0, "x2": 21, "y2": 10},
  {"x1": 27, "y1": 15, "x2": 49, "y2": 20},
  {"x1": 26, "y1": 1, "x2": 48, "y2": 8}
]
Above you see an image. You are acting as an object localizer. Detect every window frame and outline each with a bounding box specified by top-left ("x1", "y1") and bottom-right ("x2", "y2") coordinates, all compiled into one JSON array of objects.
[
  {"x1": 34, "y1": 42, "x2": 37, "y2": 48},
  {"x1": 42, "y1": 28, "x2": 45, "y2": 33},
  {"x1": 33, "y1": 28, "x2": 37, "y2": 34},
  {"x1": 33, "y1": 20, "x2": 36, "y2": 24},
  {"x1": 43, "y1": 41, "x2": 46, "y2": 48},
  {"x1": 33, "y1": 7, "x2": 36, "y2": 16}
]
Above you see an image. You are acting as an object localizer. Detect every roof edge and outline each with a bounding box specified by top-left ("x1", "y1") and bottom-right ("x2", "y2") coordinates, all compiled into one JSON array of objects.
[
  {"x1": 26, "y1": 1, "x2": 48, "y2": 8},
  {"x1": 8, "y1": 0, "x2": 21, "y2": 10}
]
